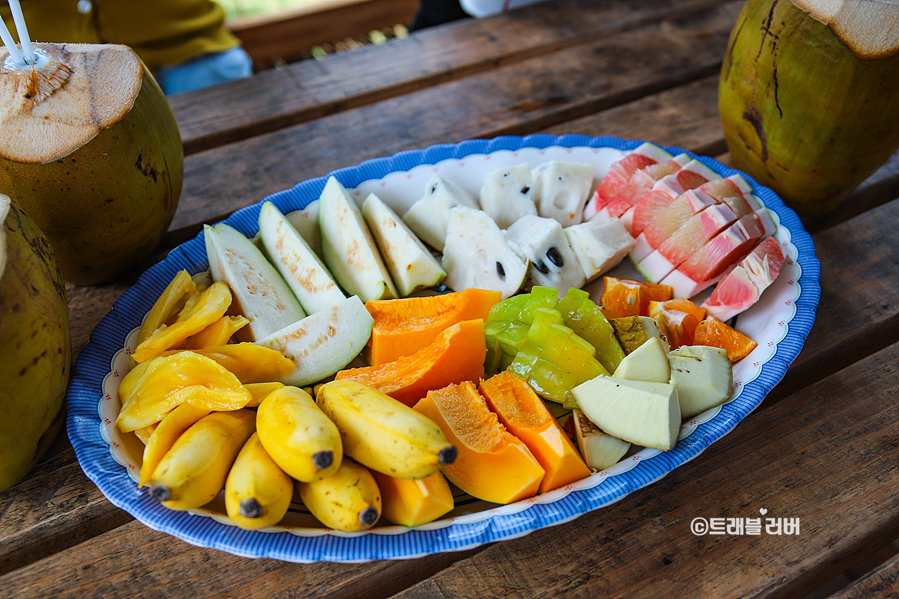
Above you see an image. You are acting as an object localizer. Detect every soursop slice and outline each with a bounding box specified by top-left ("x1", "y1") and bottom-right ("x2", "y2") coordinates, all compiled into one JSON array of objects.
[
  {"x1": 564, "y1": 218, "x2": 636, "y2": 283},
  {"x1": 504, "y1": 214, "x2": 585, "y2": 297},
  {"x1": 402, "y1": 174, "x2": 478, "y2": 252},
  {"x1": 479, "y1": 163, "x2": 537, "y2": 228},
  {"x1": 442, "y1": 206, "x2": 529, "y2": 299},
  {"x1": 531, "y1": 160, "x2": 596, "y2": 227}
]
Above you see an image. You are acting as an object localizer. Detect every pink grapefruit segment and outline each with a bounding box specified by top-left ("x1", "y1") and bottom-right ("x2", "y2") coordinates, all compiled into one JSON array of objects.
[{"x1": 702, "y1": 237, "x2": 786, "y2": 321}]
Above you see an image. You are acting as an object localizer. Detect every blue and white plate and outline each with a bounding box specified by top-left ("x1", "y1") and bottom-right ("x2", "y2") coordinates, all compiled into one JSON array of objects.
[{"x1": 66, "y1": 134, "x2": 820, "y2": 563}]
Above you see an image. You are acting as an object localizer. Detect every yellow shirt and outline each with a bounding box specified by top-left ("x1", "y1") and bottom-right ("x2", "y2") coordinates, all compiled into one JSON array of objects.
[{"x1": 0, "y1": 0, "x2": 241, "y2": 73}]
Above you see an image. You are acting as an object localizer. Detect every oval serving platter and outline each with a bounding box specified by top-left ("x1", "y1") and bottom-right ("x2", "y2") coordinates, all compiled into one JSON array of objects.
[{"x1": 66, "y1": 134, "x2": 820, "y2": 563}]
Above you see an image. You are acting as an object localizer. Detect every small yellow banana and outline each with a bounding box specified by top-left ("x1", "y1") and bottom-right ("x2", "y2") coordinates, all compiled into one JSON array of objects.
[
  {"x1": 256, "y1": 386, "x2": 342, "y2": 482},
  {"x1": 147, "y1": 409, "x2": 256, "y2": 511},
  {"x1": 139, "y1": 404, "x2": 211, "y2": 487},
  {"x1": 224, "y1": 432, "x2": 293, "y2": 530},
  {"x1": 315, "y1": 380, "x2": 457, "y2": 479},
  {"x1": 297, "y1": 458, "x2": 381, "y2": 532}
]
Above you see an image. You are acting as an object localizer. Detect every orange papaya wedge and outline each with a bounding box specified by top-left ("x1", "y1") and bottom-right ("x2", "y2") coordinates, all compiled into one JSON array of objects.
[
  {"x1": 478, "y1": 371, "x2": 590, "y2": 493},
  {"x1": 335, "y1": 319, "x2": 486, "y2": 407},
  {"x1": 413, "y1": 381, "x2": 544, "y2": 504},
  {"x1": 364, "y1": 289, "x2": 501, "y2": 365}
]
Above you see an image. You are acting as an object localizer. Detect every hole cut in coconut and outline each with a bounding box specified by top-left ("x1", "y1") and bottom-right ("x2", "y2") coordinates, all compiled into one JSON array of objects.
[
  {"x1": 0, "y1": 43, "x2": 143, "y2": 163},
  {"x1": 793, "y1": 0, "x2": 899, "y2": 58}
]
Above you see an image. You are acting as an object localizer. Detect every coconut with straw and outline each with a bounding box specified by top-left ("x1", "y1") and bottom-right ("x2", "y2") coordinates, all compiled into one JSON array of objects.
[{"x1": 0, "y1": 2, "x2": 183, "y2": 284}]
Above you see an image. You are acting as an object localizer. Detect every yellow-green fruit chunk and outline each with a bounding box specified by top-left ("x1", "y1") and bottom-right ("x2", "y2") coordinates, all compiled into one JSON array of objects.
[
  {"x1": 719, "y1": 0, "x2": 899, "y2": 215},
  {"x1": 0, "y1": 43, "x2": 183, "y2": 284},
  {"x1": 0, "y1": 195, "x2": 71, "y2": 492}
]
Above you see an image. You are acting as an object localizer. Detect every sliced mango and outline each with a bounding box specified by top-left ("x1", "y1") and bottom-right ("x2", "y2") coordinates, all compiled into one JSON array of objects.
[
  {"x1": 132, "y1": 282, "x2": 232, "y2": 363},
  {"x1": 136, "y1": 270, "x2": 197, "y2": 346},
  {"x1": 116, "y1": 351, "x2": 251, "y2": 432},
  {"x1": 184, "y1": 315, "x2": 250, "y2": 349}
]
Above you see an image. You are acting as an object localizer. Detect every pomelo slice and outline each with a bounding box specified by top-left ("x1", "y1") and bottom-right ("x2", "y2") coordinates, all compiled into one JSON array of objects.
[
  {"x1": 585, "y1": 143, "x2": 671, "y2": 218},
  {"x1": 701, "y1": 237, "x2": 786, "y2": 321},
  {"x1": 636, "y1": 203, "x2": 739, "y2": 283},
  {"x1": 661, "y1": 209, "x2": 776, "y2": 298},
  {"x1": 599, "y1": 155, "x2": 691, "y2": 219}
]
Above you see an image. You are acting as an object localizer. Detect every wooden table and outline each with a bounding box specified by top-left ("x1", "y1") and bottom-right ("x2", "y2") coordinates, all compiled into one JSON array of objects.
[{"x1": 3, "y1": 1, "x2": 898, "y2": 596}]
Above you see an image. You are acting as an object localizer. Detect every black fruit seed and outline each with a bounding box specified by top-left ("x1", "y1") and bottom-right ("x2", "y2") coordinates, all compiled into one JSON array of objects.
[
  {"x1": 496, "y1": 261, "x2": 506, "y2": 280},
  {"x1": 520, "y1": 186, "x2": 530, "y2": 194},
  {"x1": 546, "y1": 246, "x2": 564, "y2": 267},
  {"x1": 534, "y1": 260, "x2": 549, "y2": 274}
]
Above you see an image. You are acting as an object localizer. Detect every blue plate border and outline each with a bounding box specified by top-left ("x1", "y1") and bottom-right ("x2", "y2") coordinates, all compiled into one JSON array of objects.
[{"x1": 65, "y1": 134, "x2": 820, "y2": 562}]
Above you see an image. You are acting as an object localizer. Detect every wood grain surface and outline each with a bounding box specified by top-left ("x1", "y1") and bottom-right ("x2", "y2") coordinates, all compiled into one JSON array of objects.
[{"x1": 2, "y1": 1, "x2": 897, "y2": 597}]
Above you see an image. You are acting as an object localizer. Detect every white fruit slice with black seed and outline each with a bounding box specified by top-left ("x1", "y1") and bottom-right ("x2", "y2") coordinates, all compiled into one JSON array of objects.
[{"x1": 441, "y1": 206, "x2": 528, "y2": 299}]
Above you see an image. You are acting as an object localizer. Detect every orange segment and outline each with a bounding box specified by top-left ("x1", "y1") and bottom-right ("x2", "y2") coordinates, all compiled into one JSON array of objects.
[
  {"x1": 694, "y1": 316, "x2": 758, "y2": 363},
  {"x1": 600, "y1": 277, "x2": 673, "y2": 319}
]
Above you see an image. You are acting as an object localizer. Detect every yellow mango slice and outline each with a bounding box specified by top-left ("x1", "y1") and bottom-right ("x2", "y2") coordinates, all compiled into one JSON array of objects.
[
  {"x1": 244, "y1": 382, "x2": 284, "y2": 408},
  {"x1": 139, "y1": 404, "x2": 211, "y2": 487},
  {"x1": 137, "y1": 270, "x2": 197, "y2": 346},
  {"x1": 173, "y1": 343, "x2": 295, "y2": 384},
  {"x1": 116, "y1": 351, "x2": 251, "y2": 433},
  {"x1": 371, "y1": 470, "x2": 454, "y2": 527},
  {"x1": 184, "y1": 315, "x2": 250, "y2": 349},
  {"x1": 132, "y1": 282, "x2": 232, "y2": 363},
  {"x1": 133, "y1": 423, "x2": 157, "y2": 445}
]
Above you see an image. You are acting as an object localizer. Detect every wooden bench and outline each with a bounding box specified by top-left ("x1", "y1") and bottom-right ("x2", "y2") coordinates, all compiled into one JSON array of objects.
[{"x1": 229, "y1": 0, "x2": 420, "y2": 69}]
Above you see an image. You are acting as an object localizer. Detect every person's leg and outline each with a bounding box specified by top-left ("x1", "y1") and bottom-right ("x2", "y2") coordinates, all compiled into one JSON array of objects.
[
  {"x1": 155, "y1": 46, "x2": 253, "y2": 95},
  {"x1": 409, "y1": 0, "x2": 470, "y2": 31}
]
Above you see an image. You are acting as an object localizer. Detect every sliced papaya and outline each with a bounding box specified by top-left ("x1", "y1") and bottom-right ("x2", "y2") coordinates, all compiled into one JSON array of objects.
[
  {"x1": 371, "y1": 470, "x2": 454, "y2": 527},
  {"x1": 478, "y1": 371, "x2": 590, "y2": 493},
  {"x1": 414, "y1": 381, "x2": 544, "y2": 504},
  {"x1": 364, "y1": 289, "x2": 501, "y2": 365},
  {"x1": 335, "y1": 319, "x2": 486, "y2": 407}
]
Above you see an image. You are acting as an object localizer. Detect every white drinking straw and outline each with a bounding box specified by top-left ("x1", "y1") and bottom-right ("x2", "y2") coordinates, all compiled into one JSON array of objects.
[
  {"x1": 0, "y1": 12, "x2": 25, "y2": 67},
  {"x1": 7, "y1": 0, "x2": 33, "y2": 65}
]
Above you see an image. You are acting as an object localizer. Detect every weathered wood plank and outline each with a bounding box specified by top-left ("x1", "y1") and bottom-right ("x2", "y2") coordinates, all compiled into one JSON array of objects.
[
  {"x1": 386, "y1": 341, "x2": 899, "y2": 599},
  {"x1": 169, "y1": 0, "x2": 732, "y2": 155},
  {"x1": 229, "y1": 0, "x2": 419, "y2": 70},
  {"x1": 169, "y1": 1, "x2": 741, "y2": 233},
  {"x1": 827, "y1": 551, "x2": 899, "y2": 599}
]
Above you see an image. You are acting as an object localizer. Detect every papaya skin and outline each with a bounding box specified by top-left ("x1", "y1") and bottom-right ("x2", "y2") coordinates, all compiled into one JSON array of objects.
[
  {"x1": 719, "y1": 0, "x2": 899, "y2": 215},
  {"x1": 0, "y1": 196, "x2": 71, "y2": 492},
  {"x1": 0, "y1": 44, "x2": 183, "y2": 284}
]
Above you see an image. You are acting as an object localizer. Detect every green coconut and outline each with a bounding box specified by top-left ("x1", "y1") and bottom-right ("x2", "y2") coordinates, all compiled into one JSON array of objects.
[
  {"x1": 0, "y1": 43, "x2": 183, "y2": 284},
  {"x1": 0, "y1": 194, "x2": 71, "y2": 492},
  {"x1": 719, "y1": 0, "x2": 899, "y2": 215}
]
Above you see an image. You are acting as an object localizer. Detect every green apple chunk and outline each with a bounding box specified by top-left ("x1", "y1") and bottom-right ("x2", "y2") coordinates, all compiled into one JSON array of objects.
[
  {"x1": 255, "y1": 295, "x2": 374, "y2": 387},
  {"x1": 572, "y1": 409, "x2": 630, "y2": 471},
  {"x1": 668, "y1": 345, "x2": 734, "y2": 419},
  {"x1": 572, "y1": 376, "x2": 681, "y2": 450},
  {"x1": 318, "y1": 177, "x2": 398, "y2": 302},
  {"x1": 612, "y1": 336, "x2": 670, "y2": 383},
  {"x1": 258, "y1": 201, "x2": 346, "y2": 314},
  {"x1": 204, "y1": 223, "x2": 306, "y2": 342},
  {"x1": 361, "y1": 193, "x2": 446, "y2": 297}
]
